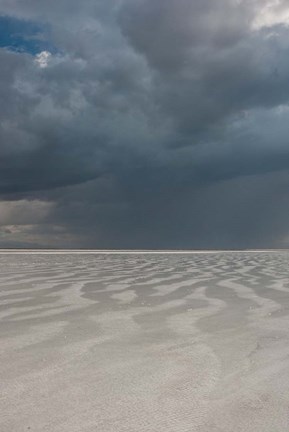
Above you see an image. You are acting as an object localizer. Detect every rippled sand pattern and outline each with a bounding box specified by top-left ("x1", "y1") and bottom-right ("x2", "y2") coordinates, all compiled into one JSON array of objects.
[{"x1": 1, "y1": 251, "x2": 289, "y2": 431}]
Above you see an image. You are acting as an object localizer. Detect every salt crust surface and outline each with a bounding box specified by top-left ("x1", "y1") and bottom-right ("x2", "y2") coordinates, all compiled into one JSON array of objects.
[{"x1": 1, "y1": 251, "x2": 289, "y2": 431}]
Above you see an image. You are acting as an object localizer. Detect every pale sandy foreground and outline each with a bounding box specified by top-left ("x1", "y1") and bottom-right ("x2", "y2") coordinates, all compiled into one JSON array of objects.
[{"x1": 1, "y1": 251, "x2": 289, "y2": 431}]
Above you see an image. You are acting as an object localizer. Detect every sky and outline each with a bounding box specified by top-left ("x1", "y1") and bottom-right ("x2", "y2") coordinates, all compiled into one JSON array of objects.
[{"x1": 1, "y1": 0, "x2": 289, "y2": 249}]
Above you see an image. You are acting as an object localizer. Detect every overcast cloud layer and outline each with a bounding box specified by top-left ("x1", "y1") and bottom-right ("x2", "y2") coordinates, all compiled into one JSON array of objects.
[{"x1": 1, "y1": 0, "x2": 289, "y2": 248}]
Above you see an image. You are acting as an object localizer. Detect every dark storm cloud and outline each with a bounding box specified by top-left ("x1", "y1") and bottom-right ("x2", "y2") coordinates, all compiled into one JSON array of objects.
[
  {"x1": 119, "y1": 0, "x2": 289, "y2": 135},
  {"x1": 1, "y1": 0, "x2": 289, "y2": 248}
]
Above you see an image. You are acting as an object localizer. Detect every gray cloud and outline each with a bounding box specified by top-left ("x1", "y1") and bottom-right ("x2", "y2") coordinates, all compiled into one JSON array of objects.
[{"x1": 1, "y1": 0, "x2": 289, "y2": 248}]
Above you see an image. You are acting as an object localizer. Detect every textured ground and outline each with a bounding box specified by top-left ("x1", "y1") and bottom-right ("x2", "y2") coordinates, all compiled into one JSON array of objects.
[{"x1": 1, "y1": 251, "x2": 289, "y2": 431}]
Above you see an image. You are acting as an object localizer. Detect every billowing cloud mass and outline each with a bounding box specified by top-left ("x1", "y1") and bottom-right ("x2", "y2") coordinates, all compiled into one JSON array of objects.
[{"x1": 1, "y1": 0, "x2": 289, "y2": 248}]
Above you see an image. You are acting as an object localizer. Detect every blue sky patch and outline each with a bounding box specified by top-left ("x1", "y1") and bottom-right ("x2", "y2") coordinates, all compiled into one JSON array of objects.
[{"x1": 0, "y1": 15, "x2": 56, "y2": 55}]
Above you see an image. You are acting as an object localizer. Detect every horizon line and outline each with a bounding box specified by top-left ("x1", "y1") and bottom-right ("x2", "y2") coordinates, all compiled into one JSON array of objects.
[{"x1": 0, "y1": 248, "x2": 288, "y2": 254}]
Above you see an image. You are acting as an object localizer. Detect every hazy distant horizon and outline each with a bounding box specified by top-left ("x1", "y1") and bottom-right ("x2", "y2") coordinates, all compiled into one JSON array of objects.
[{"x1": 0, "y1": 248, "x2": 288, "y2": 254}]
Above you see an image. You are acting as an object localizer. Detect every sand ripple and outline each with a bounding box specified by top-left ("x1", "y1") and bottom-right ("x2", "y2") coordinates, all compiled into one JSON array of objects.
[{"x1": 1, "y1": 251, "x2": 289, "y2": 431}]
